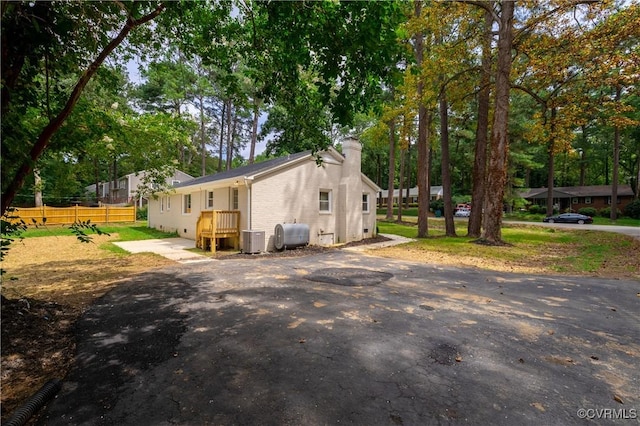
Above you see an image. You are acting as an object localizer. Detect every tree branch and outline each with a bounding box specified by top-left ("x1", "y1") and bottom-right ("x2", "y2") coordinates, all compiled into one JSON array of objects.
[
  {"x1": 514, "y1": 1, "x2": 599, "y2": 43},
  {"x1": 511, "y1": 84, "x2": 547, "y2": 106},
  {"x1": 459, "y1": 0, "x2": 500, "y2": 26},
  {"x1": 1, "y1": 3, "x2": 166, "y2": 215}
]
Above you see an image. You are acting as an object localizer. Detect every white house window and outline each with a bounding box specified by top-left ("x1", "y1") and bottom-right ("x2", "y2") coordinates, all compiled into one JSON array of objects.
[
  {"x1": 172, "y1": 180, "x2": 180, "y2": 186},
  {"x1": 319, "y1": 190, "x2": 331, "y2": 212},
  {"x1": 572, "y1": 197, "x2": 578, "y2": 204},
  {"x1": 585, "y1": 197, "x2": 591, "y2": 204},
  {"x1": 160, "y1": 196, "x2": 165, "y2": 213},
  {"x1": 207, "y1": 191, "x2": 214, "y2": 209},
  {"x1": 362, "y1": 193, "x2": 370, "y2": 213},
  {"x1": 167, "y1": 196, "x2": 171, "y2": 210},
  {"x1": 607, "y1": 196, "x2": 611, "y2": 205},
  {"x1": 232, "y1": 188, "x2": 239, "y2": 210},
  {"x1": 183, "y1": 194, "x2": 192, "y2": 214}
]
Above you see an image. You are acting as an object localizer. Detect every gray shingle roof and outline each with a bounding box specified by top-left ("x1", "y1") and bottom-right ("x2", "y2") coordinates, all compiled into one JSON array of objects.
[{"x1": 173, "y1": 151, "x2": 312, "y2": 189}]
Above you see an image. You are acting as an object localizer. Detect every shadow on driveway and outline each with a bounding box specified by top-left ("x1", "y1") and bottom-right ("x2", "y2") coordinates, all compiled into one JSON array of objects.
[{"x1": 39, "y1": 251, "x2": 640, "y2": 425}]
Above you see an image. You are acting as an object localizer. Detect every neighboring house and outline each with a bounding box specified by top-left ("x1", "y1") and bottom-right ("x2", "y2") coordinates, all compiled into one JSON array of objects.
[
  {"x1": 378, "y1": 186, "x2": 443, "y2": 206},
  {"x1": 520, "y1": 185, "x2": 635, "y2": 212},
  {"x1": 148, "y1": 137, "x2": 380, "y2": 251},
  {"x1": 85, "y1": 170, "x2": 194, "y2": 207}
]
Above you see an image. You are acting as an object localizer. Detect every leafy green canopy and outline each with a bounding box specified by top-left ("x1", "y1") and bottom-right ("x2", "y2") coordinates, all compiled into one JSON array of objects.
[
  {"x1": 1, "y1": 0, "x2": 406, "y2": 213},
  {"x1": 1, "y1": 1, "x2": 173, "y2": 213},
  {"x1": 251, "y1": 1, "x2": 406, "y2": 153}
]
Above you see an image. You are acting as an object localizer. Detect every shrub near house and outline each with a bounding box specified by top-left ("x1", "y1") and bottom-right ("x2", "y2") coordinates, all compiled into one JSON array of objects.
[{"x1": 624, "y1": 199, "x2": 640, "y2": 219}]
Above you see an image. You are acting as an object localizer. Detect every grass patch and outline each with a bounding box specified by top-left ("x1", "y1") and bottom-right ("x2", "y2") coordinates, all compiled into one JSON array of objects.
[
  {"x1": 377, "y1": 219, "x2": 639, "y2": 278},
  {"x1": 20, "y1": 221, "x2": 177, "y2": 242},
  {"x1": 377, "y1": 207, "x2": 420, "y2": 217},
  {"x1": 99, "y1": 242, "x2": 130, "y2": 255},
  {"x1": 377, "y1": 209, "x2": 640, "y2": 227},
  {"x1": 504, "y1": 212, "x2": 640, "y2": 227}
]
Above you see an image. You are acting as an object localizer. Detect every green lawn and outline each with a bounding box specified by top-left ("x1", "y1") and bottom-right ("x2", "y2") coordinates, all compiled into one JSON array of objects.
[
  {"x1": 19, "y1": 221, "x2": 177, "y2": 241},
  {"x1": 504, "y1": 212, "x2": 640, "y2": 227},
  {"x1": 376, "y1": 218, "x2": 638, "y2": 276},
  {"x1": 376, "y1": 207, "x2": 640, "y2": 227}
]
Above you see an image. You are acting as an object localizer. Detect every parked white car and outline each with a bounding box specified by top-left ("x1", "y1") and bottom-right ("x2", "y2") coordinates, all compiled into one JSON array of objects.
[{"x1": 454, "y1": 208, "x2": 471, "y2": 217}]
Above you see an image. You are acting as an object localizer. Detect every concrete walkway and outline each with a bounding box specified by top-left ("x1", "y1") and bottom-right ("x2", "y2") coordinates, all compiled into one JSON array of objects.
[
  {"x1": 113, "y1": 234, "x2": 414, "y2": 263},
  {"x1": 342, "y1": 233, "x2": 415, "y2": 251},
  {"x1": 113, "y1": 238, "x2": 213, "y2": 263}
]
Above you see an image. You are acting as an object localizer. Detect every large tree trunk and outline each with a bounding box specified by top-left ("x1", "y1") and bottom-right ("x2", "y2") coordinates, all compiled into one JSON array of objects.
[
  {"x1": 94, "y1": 158, "x2": 100, "y2": 201},
  {"x1": 480, "y1": 0, "x2": 514, "y2": 245},
  {"x1": 440, "y1": 90, "x2": 456, "y2": 237},
  {"x1": 225, "y1": 101, "x2": 234, "y2": 171},
  {"x1": 414, "y1": 0, "x2": 430, "y2": 238},
  {"x1": 377, "y1": 153, "x2": 383, "y2": 208},
  {"x1": 611, "y1": 86, "x2": 621, "y2": 221},
  {"x1": 231, "y1": 116, "x2": 239, "y2": 167},
  {"x1": 249, "y1": 100, "x2": 260, "y2": 164},
  {"x1": 468, "y1": 5, "x2": 492, "y2": 238},
  {"x1": 218, "y1": 100, "x2": 227, "y2": 173},
  {"x1": 199, "y1": 94, "x2": 207, "y2": 177},
  {"x1": 397, "y1": 146, "x2": 405, "y2": 222},
  {"x1": 579, "y1": 125, "x2": 587, "y2": 187},
  {"x1": 111, "y1": 158, "x2": 118, "y2": 204},
  {"x1": 417, "y1": 109, "x2": 431, "y2": 238},
  {"x1": 34, "y1": 168, "x2": 43, "y2": 207},
  {"x1": 546, "y1": 108, "x2": 557, "y2": 216},
  {"x1": 405, "y1": 145, "x2": 412, "y2": 209},
  {"x1": 1, "y1": 5, "x2": 165, "y2": 215},
  {"x1": 386, "y1": 117, "x2": 397, "y2": 220}
]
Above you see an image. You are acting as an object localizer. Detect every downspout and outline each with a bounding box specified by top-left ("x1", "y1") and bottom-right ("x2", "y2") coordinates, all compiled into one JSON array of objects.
[{"x1": 244, "y1": 177, "x2": 253, "y2": 229}]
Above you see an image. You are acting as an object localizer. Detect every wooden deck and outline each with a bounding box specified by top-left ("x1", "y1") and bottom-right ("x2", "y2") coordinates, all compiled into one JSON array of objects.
[{"x1": 196, "y1": 210, "x2": 240, "y2": 253}]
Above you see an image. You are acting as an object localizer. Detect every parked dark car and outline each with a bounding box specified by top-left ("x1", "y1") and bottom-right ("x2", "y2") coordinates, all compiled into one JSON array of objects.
[{"x1": 542, "y1": 213, "x2": 593, "y2": 224}]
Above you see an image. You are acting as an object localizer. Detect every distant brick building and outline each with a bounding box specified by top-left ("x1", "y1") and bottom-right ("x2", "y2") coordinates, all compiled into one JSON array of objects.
[{"x1": 520, "y1": 185, "x2": 635, "y2": 213}]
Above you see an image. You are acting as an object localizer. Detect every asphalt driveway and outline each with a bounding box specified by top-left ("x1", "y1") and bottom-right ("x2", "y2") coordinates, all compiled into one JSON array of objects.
[{"x1": 39, "y1": 250, "x2": 639, "y2": 425}]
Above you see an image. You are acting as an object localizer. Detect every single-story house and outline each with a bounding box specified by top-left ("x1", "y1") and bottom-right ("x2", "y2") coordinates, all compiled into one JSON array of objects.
[
  {"x1": 85, "y1": 169, "x2": 193, "y2": 207},
  {"x1": 378, "y1": 186, "x2": 443, "y2": 206},
  {"x1": 519, "y1": 185, "x2": 635, "y2": 212},
  {"x1": 148, "y1": 137, "x2": 380, "y2": 251}
]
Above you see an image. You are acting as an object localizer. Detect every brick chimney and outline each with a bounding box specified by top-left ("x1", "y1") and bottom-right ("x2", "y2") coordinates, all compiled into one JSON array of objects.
[{"x1": 338, "y1": 136, "x2": 363, "y2": 243}]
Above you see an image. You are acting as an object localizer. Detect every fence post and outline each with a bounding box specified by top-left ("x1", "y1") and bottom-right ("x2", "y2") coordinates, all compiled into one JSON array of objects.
[
  {"x1": 74, "y1": 204, "x2": 78, "y2": 223},
  {"x1": 43, "y1": 204, "x2": 47, "y2": 224},
  {"x1": 106, "y1": 205, "x2": 110, "y2": 224}
]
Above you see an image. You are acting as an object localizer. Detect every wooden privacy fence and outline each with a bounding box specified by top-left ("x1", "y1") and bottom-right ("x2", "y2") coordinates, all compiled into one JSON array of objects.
[{"x1": 10, "y1": 205, "x2": 136, "y2": 225}]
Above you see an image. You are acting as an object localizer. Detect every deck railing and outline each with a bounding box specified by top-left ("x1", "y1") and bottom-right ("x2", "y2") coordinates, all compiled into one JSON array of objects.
[{"x1": 196, "y1": 210, "x2": 240, "y2": 252}]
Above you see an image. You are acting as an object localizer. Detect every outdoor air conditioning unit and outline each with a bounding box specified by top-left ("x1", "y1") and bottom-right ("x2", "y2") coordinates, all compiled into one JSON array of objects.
[{"x1": 242, "y1": 230, "x2": 265, "y2": 254}]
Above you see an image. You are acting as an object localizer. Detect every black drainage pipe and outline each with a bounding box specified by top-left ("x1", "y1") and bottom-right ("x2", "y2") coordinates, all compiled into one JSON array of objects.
[{"x1": 5, "y1": 378, "x2": 62, "y2": 426}]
